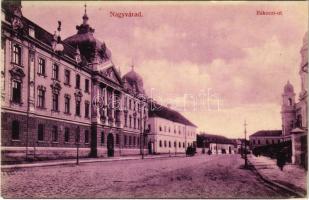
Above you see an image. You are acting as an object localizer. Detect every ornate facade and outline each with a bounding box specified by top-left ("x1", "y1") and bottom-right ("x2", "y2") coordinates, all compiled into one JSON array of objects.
[{"x1": 1, "y1": 1, "x2": 150, "y2": 161}]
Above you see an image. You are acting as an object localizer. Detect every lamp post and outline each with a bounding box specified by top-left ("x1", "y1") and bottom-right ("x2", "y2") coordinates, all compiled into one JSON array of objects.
[
  {"x1": 76, "y1": 142, "x2": 80, "y2": 165},
  {"x1": 244, "y1": 120, "x2": 248, "y2": 168}
]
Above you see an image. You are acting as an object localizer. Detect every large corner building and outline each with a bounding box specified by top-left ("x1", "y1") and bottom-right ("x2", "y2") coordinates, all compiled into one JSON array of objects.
[{"x1": 1, "y1": 1, "x2": 197, "y2": 161}]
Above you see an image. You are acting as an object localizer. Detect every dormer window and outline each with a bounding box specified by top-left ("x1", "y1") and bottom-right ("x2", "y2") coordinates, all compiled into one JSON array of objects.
[{"x1": 29, "y1": 27, "x2": 35, "y2": 38}]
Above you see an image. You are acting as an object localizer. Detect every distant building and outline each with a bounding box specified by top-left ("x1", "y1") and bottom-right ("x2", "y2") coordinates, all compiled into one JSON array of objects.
[
  {"x1": 147, "y1": 103, "x2": 197, "y2": 154},
  {"x1": 198, "y1": 133, "x2": 236, "y2": 154},
  {"x1": 249, "y1": 130, "x2": 282, "y2": 149}
]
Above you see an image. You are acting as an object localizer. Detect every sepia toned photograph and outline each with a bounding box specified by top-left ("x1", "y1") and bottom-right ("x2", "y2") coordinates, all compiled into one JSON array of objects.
[{"x1": 0, "y1": 0, "x2": 308, "y2": 199}]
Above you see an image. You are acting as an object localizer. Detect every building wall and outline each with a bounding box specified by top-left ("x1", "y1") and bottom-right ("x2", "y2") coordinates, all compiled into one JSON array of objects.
[
  {"x1": 249, "y1": 136, "x2": 281, "y2": 149},
  {"x1": 209, "y1": 143, "x2": 235, "y2": 154},
  {"x1": 147, "y1": 117, "x2": 196, "y2": 154}
]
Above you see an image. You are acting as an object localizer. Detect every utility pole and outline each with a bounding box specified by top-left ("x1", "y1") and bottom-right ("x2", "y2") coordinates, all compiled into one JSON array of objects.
[{"x1": 244, "y1": 120, "x2": 248, "y2": 168}]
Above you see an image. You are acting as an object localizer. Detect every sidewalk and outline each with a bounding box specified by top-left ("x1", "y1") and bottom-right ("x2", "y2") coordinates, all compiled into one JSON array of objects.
[
  {"x1": 1, "y1": 154, "x2": 186, "y2": 170},
  {"x1": 248, "y1": 155, "x2": 307, "y2": 196}
]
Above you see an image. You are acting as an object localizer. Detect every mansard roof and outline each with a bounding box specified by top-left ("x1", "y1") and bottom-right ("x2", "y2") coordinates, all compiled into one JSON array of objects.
[
  {"x1": 2, "y1": 3, "x2": 80, "y2": 65},
  {"x1": 148, "y1": 102, "x2": 197, "y2": 127},
  {"x1": 250, "y1": 130, "x2": 282, "y2": 137}
]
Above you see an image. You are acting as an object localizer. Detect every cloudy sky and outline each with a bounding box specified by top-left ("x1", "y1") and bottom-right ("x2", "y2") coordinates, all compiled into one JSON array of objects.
[{"x1": 22, "y1": 1, "x2": 308, "y2": 138}]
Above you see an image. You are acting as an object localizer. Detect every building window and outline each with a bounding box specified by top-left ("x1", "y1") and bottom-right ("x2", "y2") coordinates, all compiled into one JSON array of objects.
[
  {"x1": 164, "y1": 140, "x2": 167, "y2": 147},
  {"x1": 266, "y1": 139, "x2": 269, "y2": 145},
  {"x1": 76, "y1": 74, "x2": 80, "y2": 89},
  {"x1": 148, "y1": 124, "x2": 151, "y2": 131},
  {"x1": 64, "y1": 127, "x2": 70, "y2": 143},
  {"x1": 272, "y1": 139, "x2": 275, "y2": 145},
  {"x1": 137, "y1": 118, "x2": 140, "y2": 129},
  {"x1": 124, "y1": 135, "x2": 127, "y2": 145},
  {"x1": 129, "y1": 99, "x2": 132, "y2": 110},
  {"x1": 37, "y1": 87, "x2": 45, "y2": 108},
  {"x1": 38, "y1": 58, "x2": 46, "y2": 76},
  {"x1": 75, "y1": 127, "x2": 80, "y2": 143},
  {"x1": 133, "y1": 117, "x2": 136, "y2": 129},
  {"x1": 129, "y1": 136, "x2": 132, "y2": 145},
  {"x1": 64, "y1": 95, "x2": 70, "y2": 114},
  {"x1": 52, "y1": 126, "x2": 58, "y2": 142},
  {"x1": 85, "y1": 79, "x2": 89, "y2": 93},
  {"x1": 179, "y1": 142, "x2": 181, "y2": 148},
  {"x1": 29, "y1": 27, "x2": 35, "y2": 37},
  {"x1": 183, "y1": 142, "x2": 185, "y2": 148},
  {"x1": 101, "y1": 132, "x2": 105, "y2": 144},
  {"x1": 52, "y1": 63, "x2": 59, "y2": 80},
  {"x1": 169, "y1": 141, "x2": 171, "y2": 148},
  {"x1": 12, "y1": 44, "x2": 21, "y2": 65},
  {"x1": 84, "y1": 101, "x2": 90, "y2": 118},
  {"x1": 159, "y1": 140, "x2": 162, "y2": 147},
  {"x1": 129, "y1": 116, "x2": 132, "y2": 128},
  {"x1": 76, "y1": 99, "x2": 81, "y2": 116},
  {"x1": 38, "y1": 124, "x2": 44, "y2": 141},
  {"x1": 84, "y1": 130, "x2": 89, "y2": 144},
  {"x1": 64, "y1": 69, "x2": 70, "y2": 85},
  {"x1": 52, "y1": 93, "x2": 59, "y2": 111},
  {"x1": 253, "y1": 140, "x2": 255, "y2": 145},
  {"x1": 116, "y1": 134, "x2": 120, "y2": 145},
  {"x1": 258, "y1": 140, "x2": 260, "y2": 145},
  {"x1": 124, "y1": 113, "x2": 128, "y2": 127},
  {"x1": 12, "y1": 80, "x2": 21, "y2": 103},
  {"x1": 12, "y1": 120, "x2": 20, "y2": 140},
  {"x1": 159, "y1": 126, "x2": 162, "y2": 131},
  {"x1": 133, "y1": 136, "x2": 136, "y2": 146}
]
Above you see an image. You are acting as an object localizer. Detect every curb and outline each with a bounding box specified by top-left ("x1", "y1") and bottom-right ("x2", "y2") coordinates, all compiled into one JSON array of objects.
[
  {"x1": 1, "y1": 154, "x2": 187, "y2": 170},
  {"x1": 248, "y1": 160, "x2": 306, "y2": 198}
]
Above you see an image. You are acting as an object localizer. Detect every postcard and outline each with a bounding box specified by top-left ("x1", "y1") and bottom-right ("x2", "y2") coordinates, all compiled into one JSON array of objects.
[{"x1": 1, "y1": 0, "x2": 308, "y2": 199}]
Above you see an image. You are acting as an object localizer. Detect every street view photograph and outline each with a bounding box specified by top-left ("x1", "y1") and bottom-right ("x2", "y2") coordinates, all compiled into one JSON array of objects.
[{"x1": 0, "y1": 0, "x2": 308, "y2": 199}]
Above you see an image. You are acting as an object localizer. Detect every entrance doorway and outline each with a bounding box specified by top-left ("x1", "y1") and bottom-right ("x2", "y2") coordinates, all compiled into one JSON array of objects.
[
  {"x1": 107, "y1": 133, "x2": 114, "y2": 157},
  {"x1": 148, "y1": 141, "x2": 152, "y2": 154}
]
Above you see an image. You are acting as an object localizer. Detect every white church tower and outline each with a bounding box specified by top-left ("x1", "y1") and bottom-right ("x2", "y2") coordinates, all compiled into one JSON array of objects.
[{"x1": 281, "y1": 81, "x2": 296, "y2": 137}]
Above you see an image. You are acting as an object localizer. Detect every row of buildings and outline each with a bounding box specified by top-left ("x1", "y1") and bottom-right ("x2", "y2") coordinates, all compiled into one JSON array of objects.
[
  {"x1": 1, "y1": 1, "x2": 197, "y2": 162},
  {"x1": 249, "y1": 30, "x2": 308, "y2": 166}
]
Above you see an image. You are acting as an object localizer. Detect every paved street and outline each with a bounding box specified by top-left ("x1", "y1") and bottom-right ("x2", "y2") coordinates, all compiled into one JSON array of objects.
[{"x1": 1, "y1": 154, "x2": 292, "y2": 198}]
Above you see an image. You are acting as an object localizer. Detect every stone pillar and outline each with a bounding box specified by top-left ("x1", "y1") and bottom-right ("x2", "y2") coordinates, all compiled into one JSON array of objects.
[
  {"x1": 104, "y1": 86, "x2": 108, "y2": 126},
  {"x1": 111, "y1": 89, "x2": 115, "y2": 127}
]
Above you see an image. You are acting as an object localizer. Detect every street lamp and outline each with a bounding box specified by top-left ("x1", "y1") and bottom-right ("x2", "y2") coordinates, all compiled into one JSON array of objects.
[{"x1": 244, "y1": 120, "x2": 248, "y2": 168}]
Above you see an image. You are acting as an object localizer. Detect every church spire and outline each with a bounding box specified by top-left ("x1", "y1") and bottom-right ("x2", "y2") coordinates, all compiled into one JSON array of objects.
[{"x1": 82, "y1": 3, "x2": 89, "y2": 24}]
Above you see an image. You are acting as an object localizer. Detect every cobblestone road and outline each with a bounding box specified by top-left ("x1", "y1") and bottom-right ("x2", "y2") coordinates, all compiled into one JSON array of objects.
[{"x1": 1, "y1": 154, "x2": 291, "y2": 198}]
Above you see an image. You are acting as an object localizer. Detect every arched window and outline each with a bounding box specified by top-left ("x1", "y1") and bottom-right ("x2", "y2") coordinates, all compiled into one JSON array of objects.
[
  {"x1": 12, "y1": 120, "x2": 20, "y2": 140},
  {"x1": 169, "y1": 141, "x2": 171, "y2": 148},
  {"x1": 101, "y1": 131, "x2": 105, "y2": 144},
  {"x1": 64, "y1": 127, "x2": 70, "y2": 143},
  {"x1": 159, "y1": 140, "x2": 162, "y2": 147},
  {"x1": 288, "y1": 98, "x2": 292, "y2": 106},
  {"x1": 84, "y1": 130, "x2": 89, "y2": 144},
  {"x1": 38, "y1": 124, "x2": 44, "y2": 141},
  {"x1": 179, "y1": 142, "x2": 181, "y2": 148},
  {"x1": 174, "y1": 141, "x2": 176, "y2": 147},
  {"x1": 76, "y1": 74, "x2": 80, "y2": 89},
  {"x1": 75, "y1": 127, "x2": 80, "y2": 143},
  {"x1": 164, "y1": 140, "x2": 167, "y2": 147},
  {"x1": 297, "y1": 115, "x2": 302, "y2": 128}
]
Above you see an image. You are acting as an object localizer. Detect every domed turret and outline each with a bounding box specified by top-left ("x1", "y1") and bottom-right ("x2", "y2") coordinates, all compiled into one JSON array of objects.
[
  {"x1": 284, "y1": 81, "x2": 294, "y2": 93},
  {"x1": 122, "y1": 65, "x2": 145, "y2": 95},
  {"x1": 64, "y1": 4, "x2": 111, "y2": 64}
]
